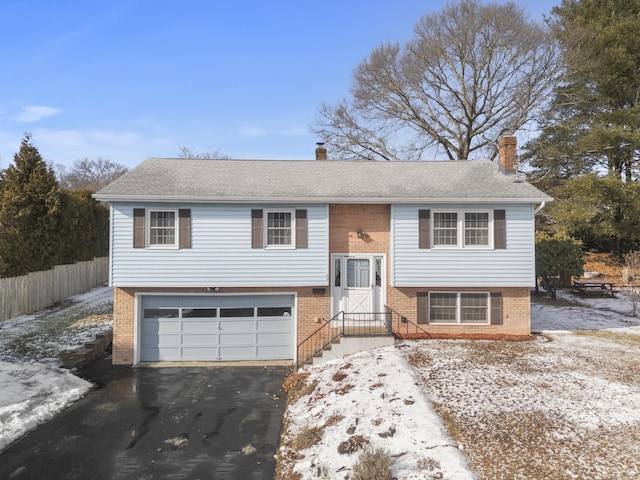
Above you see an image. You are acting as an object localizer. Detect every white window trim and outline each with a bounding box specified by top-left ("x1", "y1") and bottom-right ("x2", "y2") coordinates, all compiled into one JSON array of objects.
[
  {"x1": 147, "y1": 208, "x2": 179, "y2": 249},
  {"x1": 431, "y1": 209, "x2": 493, "y2": 249},
  {"x1": 264, "y1": 209, "x2": 296, "y2": 249},
  {"x1": 428, "y1": 291, "x2": 491, "y2": 325}
]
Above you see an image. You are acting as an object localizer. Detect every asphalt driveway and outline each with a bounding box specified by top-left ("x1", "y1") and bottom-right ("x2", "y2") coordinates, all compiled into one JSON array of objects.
[{"x1": 0, "y1": 355, "x2": 289, "y2": 479}]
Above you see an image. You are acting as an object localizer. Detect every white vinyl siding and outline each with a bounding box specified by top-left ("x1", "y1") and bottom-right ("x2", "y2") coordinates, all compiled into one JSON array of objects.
[
  {"x1": 110, "y1": 203, "x2": 328, "y2": 287},
  {"x1": 391, "y1": 204, "x2": 536, "y2": 287}
]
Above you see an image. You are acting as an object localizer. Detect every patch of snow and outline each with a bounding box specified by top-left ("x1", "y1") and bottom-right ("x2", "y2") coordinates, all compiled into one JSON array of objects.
[
  {"x1": 0, "y1": 361, "x2": 92, "y2": 452},
  {"x1": 282, "y1": 348, "x2": 475, "y2": 479},
  {"x1": 0, "y1": 285, "x2": 112, "y2": 452}
]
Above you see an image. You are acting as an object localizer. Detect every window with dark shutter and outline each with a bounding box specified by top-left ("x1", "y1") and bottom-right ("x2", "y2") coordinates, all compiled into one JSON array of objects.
[
  {"x1": 133, "y1": 208, "x2": 145, "y2": 248},
  {"x1": 295, "y1": 209, "x2": 308, "y2": 248},
  {"x1": 179, "y1": 209, "x2": 191, "y2": 249},
  {"x1": 418, "y1": 210, "x2": 430, "y2": 249},
  {"x1": 494, "y1": 210, "x2": 506, "y2": 249},
  {"x1": 251, "y1": 209, "x2": 263, "y2": 248}
]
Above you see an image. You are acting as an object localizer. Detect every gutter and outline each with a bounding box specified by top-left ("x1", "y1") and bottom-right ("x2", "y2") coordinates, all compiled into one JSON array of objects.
[{"x1": 92, "y1": 194, "x2": 553, "y2": 205}]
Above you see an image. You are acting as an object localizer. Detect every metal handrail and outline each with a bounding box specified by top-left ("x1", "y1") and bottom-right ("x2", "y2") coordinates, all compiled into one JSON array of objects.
[
  {"x1": 296, "y1": 311, "x2": 343, "y2": 369},
  {"x1": 296, "y1": 311, "x2": 393, "y2": 369},
  {"x1": 384, "y1": 305, "x2": 433, "y2": 339}
]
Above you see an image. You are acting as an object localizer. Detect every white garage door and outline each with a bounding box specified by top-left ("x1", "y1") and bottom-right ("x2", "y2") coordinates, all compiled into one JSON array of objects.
[{"x1": 140, "y1": 295, "x2": 295, "y2": 362}]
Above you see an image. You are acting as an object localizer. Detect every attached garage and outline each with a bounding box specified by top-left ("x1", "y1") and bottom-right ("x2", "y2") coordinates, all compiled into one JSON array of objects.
[{"x1": 139, "y1": 294, "x2": 295, "y2": 362}]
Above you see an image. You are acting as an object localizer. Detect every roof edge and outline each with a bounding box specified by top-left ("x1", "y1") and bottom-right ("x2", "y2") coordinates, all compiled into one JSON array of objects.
[{"x1": 92, "y1": 194, "x2": 553, "y2": 204}]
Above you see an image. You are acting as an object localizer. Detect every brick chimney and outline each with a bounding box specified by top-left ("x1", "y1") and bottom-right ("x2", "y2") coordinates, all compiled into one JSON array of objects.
[
  {"x1": 315, "y1": 142, "x2": 327, "y2": 161},
  {"x1": 498, "y1": 135, "x2": 517, "y2": 175}
]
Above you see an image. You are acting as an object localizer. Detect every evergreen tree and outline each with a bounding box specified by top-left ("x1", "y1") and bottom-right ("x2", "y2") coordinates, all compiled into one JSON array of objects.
[
  {"x1": 535, "y1": 232, "x2": 585, "y2": 299},
  {"x1": 0, "y1": 134, "x2": 62, "y2": 277},
  {"x1": 525, "y1": 0, "x2": 640, "y2": 183},
  {"x1": 57, "y1": 189, "x2": 109, "y2": 264},
  {"x1": 544, "y1": 175, "x2": 640, "y2": 257}
]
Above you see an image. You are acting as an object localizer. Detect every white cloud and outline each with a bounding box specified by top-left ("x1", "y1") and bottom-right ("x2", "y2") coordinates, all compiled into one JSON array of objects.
[
  {"x1": 88, "y1": 130, "x2": 139, "y2": 146},
  {"x1": 14, "y1": 106, "x2": 63, "y2": 123},
  {"x1": 238, "y1": 126, "x2": 267, "y2": 137},
  {"x1": 35, "y1": 129, "x2": 84, "y2": 147}
]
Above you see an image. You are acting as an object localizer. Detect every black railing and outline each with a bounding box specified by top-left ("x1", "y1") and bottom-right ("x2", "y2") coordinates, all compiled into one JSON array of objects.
[
  {"x1": 385, "y1": 306, "x2": 433, "y2": 339},
  {"x1": 296, "y1": 311, "x2": 392, "y2": 369}
]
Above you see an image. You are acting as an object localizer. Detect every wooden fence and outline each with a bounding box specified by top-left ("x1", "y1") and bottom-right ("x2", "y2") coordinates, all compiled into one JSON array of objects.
[{"x1": 0, "y1": 257, "x2": 109, "y2": 323}]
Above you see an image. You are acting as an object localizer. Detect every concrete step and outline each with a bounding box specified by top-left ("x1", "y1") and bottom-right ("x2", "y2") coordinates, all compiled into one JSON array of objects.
[{"x1": 311, "y1": 335, "x2": 395, "y2": 366}]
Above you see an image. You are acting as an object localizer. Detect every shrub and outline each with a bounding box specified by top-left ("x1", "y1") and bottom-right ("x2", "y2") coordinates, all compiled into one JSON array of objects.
[
  {"x1": 352, "y1": 447, "x2": 393, "y2": 480},
  {"x1": 337, "y1": 435, "x2": 369, "y2": 455},
  {"x1": 291, "y1": 426, "x2": 323, "y2": 451}
]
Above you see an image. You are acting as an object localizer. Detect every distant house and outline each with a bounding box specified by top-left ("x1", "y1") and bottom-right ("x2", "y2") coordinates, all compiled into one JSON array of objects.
[{"x1": 94, "y1": 136, "x2": 551, "y2": 366}]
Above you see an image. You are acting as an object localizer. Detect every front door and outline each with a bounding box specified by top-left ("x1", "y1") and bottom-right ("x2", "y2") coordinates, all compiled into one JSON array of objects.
[
  {"x1": 332, "y1": 255, "x2": 385, "y2": 317},
  {"x1": 345, "y1": 258, "x2": 372, "y2": 313}
]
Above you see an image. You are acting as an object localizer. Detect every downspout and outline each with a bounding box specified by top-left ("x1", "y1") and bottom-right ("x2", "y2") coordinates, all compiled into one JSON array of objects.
[{"x1": 534, "y1": 201, "x2": 546, "y2": 214}]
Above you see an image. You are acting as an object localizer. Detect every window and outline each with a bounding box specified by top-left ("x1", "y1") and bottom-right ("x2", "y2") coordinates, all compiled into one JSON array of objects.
[
  {"x1": 431, "y1": 210, "x2": 491, "y2": 248},
  {"x1": 143, "y1": 308, "x2": 179, "y2": 318},
  {"x1": 133, "y1": 208, "x2": 191, "y2": 249},
  {"x1": 464, "y1": 212, "x2": 489, "y2": 246},
  {"x1": 182, "y1": 308, "x2": 217, "y2": 318},
  {"x1": 266, "y1": 210, "x2": 294, "y2": 247},
  {"x1": 251, "y1": 209, "x2": 307, "y2": 249},
  {"x1": 257, "y1": 307, "x2": 292, "y2": 316},
  {"x1": 149, "y1": 210, "x2": 177, "y2": 246},
  {"x1": 347, "y1": 258, "x2": 370, "y2": 288},
  {"x1": 429, "y1": 292, "x2": 489, "y2": 324},
  {"x1": 429, "y1": 293, "x2": 458, "y2": 323},
  {"x1": 433, "y1": 212, "x2": 458, "y2": 246},
  {"x1": 220, "y1": 307, "x2": 255, "y2": 317}
]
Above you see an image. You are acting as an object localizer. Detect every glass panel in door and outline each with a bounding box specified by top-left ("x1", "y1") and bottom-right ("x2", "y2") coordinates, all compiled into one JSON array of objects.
[{"x1": 347, "y1": 259, "x2": 370, "y2": 288}]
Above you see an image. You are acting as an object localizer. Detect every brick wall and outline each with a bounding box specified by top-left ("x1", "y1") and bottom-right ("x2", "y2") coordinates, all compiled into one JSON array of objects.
[
  {"x1": 329, "y1": 204, "x2": 390, "y2": 254},
  {"x1": 113, "y1": 287, "x2": 135, "y2": 365},
  {"x1": 387, "y1": 286, "x2": 531, "y2": 337}
]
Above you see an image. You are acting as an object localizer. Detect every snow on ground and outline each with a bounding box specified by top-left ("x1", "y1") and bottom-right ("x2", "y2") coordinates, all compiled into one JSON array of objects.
[
  {"x1": 0, "y1": 285, "x2": 113, "y2": 366},
  {"x1": 532, "y1": 288, "x2": 640, "y2": 332},
  {"x1": 0, "y1": 285, "x2": 113, "y2": 452},
  {"x1": 0, "y1": 361, "x2": 91, "y2": 452},
  {"x1": 280, "y1": 348, "x2": 475, "y2": 479},
  {"x1": 2, "y1": 284, "x2": 640, "y2": 478},
  {"x1": 279, "y1": 290, "x2": 640, "y2": 479}
]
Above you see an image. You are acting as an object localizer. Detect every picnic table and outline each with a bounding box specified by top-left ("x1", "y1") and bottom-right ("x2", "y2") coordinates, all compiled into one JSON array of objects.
[{"x1": 571, "y1": 280, "x2": 619, "y2": 297}]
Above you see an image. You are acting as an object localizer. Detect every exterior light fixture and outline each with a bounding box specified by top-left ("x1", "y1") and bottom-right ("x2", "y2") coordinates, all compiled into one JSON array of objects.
[{"x1": 357, "y1": 229, "x2": 363, "y2": 238}]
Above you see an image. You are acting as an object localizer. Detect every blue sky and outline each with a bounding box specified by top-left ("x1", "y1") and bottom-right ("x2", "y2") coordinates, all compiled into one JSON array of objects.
[{"x1": 0, "y1": 0, "x2": 560, "y2": 169}]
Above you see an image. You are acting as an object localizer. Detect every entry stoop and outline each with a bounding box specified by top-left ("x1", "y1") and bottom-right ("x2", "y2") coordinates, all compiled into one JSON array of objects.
[{"x1": 310, "y1": 335, "x2": 395, "y2": 366}]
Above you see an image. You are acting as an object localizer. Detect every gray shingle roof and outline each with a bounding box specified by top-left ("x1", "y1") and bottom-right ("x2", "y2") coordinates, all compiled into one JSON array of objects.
[{"x1": 93, "y1": 158, "x2": 551, "y2": 204}]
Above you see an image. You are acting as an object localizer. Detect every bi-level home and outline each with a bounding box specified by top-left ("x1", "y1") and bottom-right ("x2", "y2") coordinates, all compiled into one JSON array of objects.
[{"x1": 94, "y1": 136, "x2": 551, "y2": 366}]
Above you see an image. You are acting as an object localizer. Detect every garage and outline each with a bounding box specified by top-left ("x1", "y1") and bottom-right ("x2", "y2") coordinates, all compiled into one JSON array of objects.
[{"x1": 139, "y1": 294, "x2": 295, "y2": 362}]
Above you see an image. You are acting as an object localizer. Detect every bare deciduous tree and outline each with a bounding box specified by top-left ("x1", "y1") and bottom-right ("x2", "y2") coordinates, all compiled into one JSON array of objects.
[
  {"x1": 177, "y1": 146, "x2": 231, "y2": 159},
  {"x1": 58, "y1": 158, "x2": 128, "y2": 192},
  {"x1": 313, "y1": 0, "x2": 562, "y2": 161}
]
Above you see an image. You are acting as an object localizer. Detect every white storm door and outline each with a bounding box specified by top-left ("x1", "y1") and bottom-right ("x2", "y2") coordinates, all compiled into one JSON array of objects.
[{"x1": 345, "y1": 258, "x2": 372, "y2": 313}]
